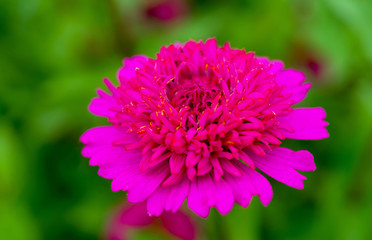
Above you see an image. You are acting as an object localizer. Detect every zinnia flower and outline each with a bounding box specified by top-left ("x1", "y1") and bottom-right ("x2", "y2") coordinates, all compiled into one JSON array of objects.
[
  {"x1": 106, "y1": 202, "x2": 196, "y2": 240},
  {"x1": 81, "y1": 38, "x2": 329, "y2": 218}
]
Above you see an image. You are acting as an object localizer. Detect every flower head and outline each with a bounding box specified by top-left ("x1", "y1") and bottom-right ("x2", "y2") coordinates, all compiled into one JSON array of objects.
[
  {"x1": 81, "y1": 39, "x2": 329, "y2": 218},
  {"x1": 106, "y1": 202, "x2": 196, "y2": 240}
]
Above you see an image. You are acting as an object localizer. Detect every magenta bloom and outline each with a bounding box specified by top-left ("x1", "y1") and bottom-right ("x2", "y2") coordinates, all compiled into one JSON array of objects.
[
  {"x1": 81, "y1": 39, "x2": 329, "y2": 218},
  {"x1": 106, "y1": 202, "x2": 196, "y2": 240}
]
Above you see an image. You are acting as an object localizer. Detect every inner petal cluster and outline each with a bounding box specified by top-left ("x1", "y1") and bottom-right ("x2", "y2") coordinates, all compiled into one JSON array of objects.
[
  {"x1": 110, "y1": 40, "x2": 294, "y2": 186},
  {"x1": 167, "y1": 72, "x2": 220, "y2": 113}
]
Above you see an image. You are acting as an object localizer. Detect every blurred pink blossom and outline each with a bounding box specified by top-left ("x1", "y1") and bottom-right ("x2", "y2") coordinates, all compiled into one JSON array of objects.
[
  {"x1": 143, "y1": 0, "x2": 188, "y2": 22},
  {"x1": 106, "y1": 202, "x2": 196, "y2": 240}
]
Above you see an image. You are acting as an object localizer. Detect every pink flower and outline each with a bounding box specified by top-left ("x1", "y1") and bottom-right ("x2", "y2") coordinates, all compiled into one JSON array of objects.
[
  {"x1": 106, "y1": 202, "x2": 196, "y2": 240},
  {"x1": 81, "y1": 38, "x2": 329, "y2": 218},
  {"x1": 144, "y1": 0, "x2": 188, "y2": 22}
]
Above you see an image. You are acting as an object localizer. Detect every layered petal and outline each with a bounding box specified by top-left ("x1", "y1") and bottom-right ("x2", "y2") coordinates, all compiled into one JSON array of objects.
[
  {"x1": 249, "y1": 147, "x2": 315, "y2": 189},
  {"x1": 265, "y1": 147, "x2": 316, "y2": 171},
  {"x1": 257, "y1": 57, "x2": 284, "y2": 74},
  {"x1": 278, "y1": 107, "x2": 329, "y2": 140},
  {"x1": 95, "y1": 149, "x2": 141, "y2": 179},
  {"x1": 88, "y1": 79, "x2": 120, "y2": 118},
  {"x1": 126, "y1": 163, "x2": 170, "y2": 203},
  {"x1": 147, "y1": 178, "x2": 189, "y2": 216},
  {"x1": 110, "y1": 156, "x2": 167, "y2": 197},
  {"x1": 187, "y1": 174, "x2": 234, "y2": 218},
  {"x1": 164, "y1": 178, "x2": 190, "y2": 212},
  {"x1": 80, "y1": 126, "x2": 124, "y2": 158},
  {"x1": 117, "y1": 55, "x2": 148, "y2": 84},
  {"x1": 111, "y1": 165, "x2": 142, "y2": 192},
  {"x1": 225, "y1": 161, "x2": 273, "y2": 207},
  {"x1": 275, "y1": 69, "x2": 311, "y2": 104}
]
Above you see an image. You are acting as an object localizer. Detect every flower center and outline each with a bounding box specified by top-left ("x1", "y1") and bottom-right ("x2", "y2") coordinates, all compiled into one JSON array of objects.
[{"x1": 166, "y1": 72, "x2": 221, "y2": 114}]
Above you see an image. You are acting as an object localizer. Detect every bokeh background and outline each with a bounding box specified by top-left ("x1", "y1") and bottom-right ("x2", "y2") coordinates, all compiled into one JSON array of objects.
[{"x1": 1, "y1": 0, "x2": 372, "y2": 239}]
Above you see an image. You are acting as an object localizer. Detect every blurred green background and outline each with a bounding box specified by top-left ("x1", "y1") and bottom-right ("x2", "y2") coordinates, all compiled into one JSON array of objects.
[{"x1": 1, "y1": 0, "x2": 372, "y2": 239}]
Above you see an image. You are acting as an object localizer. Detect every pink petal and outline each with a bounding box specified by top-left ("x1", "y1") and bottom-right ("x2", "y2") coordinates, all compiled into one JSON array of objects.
[
  {"x1": 256, "y1": 57, "x2": 270, "y2": 66},
  {"x1": 165, "y1": 178, "x2": 190, "y2": 212},
  {"x1": 214, "y1": 178, "x2": 234, "y2": 215},
  {"x1": 187, "y1": 178, "x2": 210, "y2": 218},
  {"x1": 269, "y1": 61, "x2": 285, "y2": 74},
  {"x1": 187, "y1": 174, "x2": 234, "y2": 217},
  {"x1": 147, "y1": 179, "x2": 191, "y2": 216},
  {"x1": 88, "y1": 96, "x2": 116, "y2": 118},
  {"x1": 80, "y1": 126, "x2": 123, "y2": 145},
  {"x1": 161, "y1": 211, "x2": 196, "y2": 240},
  {"x1": 147, "y1": 187, "x2": 169, "y2": 216},
  {"x1": 118, "y1": 202, "x2": 155, "y2": 226},
  {"x1": 105, "y1": 203, "x2": 152, "y2": 240},
  {"x1": 117, "y1": 55, "x2": 148, "y2": 84},
  {"x1": 127, "y1": 164, "x2": 169, "y2": 203},
  {"x1": 95, "y1": 149, "x2": 141, "y2": 179},
  {"x1": 223, "y1": 173, "x2": 252, "y2": 207},
  {"x1": 275, "y1": 69, "x2": 311, "y2": 104},
  {"x1": 111, "y1": 165, "x2": 140, "y2": 192},
  {"x1": 225, "y1": 162, "x2": 273, "y2": 207},
  {"x1": 278, "y1": 107, "x2": 329, "y2": 140},
  {"x1": 257, "y1": 57, "x2": 284, "y2": 74},
  {"x1": 249, "y1": 147, "x2": 314, "y2": 189},
  {"x1": 245, "y1": 170, "x2": 273, "y2": 206},
  {"x1": 220, "y1": 160, "x2": 242, "y2": 177},
  {"x1": 88, "y1": 79, "x2": 120, "y2": 118},
  {"x1": 265, "y1": 147, "x2": 316, "y2": 171},
  {"x1": 80, "y1": 126, "x2": 124, "y2": 158}
]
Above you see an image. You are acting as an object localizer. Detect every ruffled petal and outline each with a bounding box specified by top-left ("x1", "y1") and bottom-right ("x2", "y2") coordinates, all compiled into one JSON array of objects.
[
  {"x1": 111, "y1": 165, "x2": 141, "y2": 192},
  {"x1": 278, "y1": 107, "x2": 329, "y2": 140},
  {"x1": 187, "y1": 174, "x2": 234, "y2": 218},
  {"x1": 95, "y1": 149, "x2": 141, "y2": 179},
  {"x1": 126, "y1": 163, "x2": 169, "y2": 203},
  {"x1": 249, "y1": 147, "x2": 315, "y2": 189},
  {"x1": 257, "y1": 57, "x2": 284, "y2": 74},
  {"x1": 164, "y1": 178, "x2": 190, "y2": 212},
  {"x1": 88, "y1": 96, "x2": 116, "y2": 118},
  {"x1": 214, "y1": 178, "x2": 235, "y2": 215},
  {"x1": 160, "y1": 211, "x2": 196, "y2": 240},
  {"x1": 147, "y1": 179, "x2": 191, "y2": 216},
  {"x1": 225, "y1": 161, "x2": 273, "y2": 207},
  {"x1": 80, "y1": 126, "x2": 124, "y2": 158},
  {"x1": 117, "y1": 55, "x2": 148, "y2": 84},
  {"x1": 275, "y1": 69, "x2": 311, "y2": 104},
  {"x1": 80, "y1": 126, "x2": 123, "y2": 145},
  {"x1": 146, "y1": 187, "x2": 169, "y2": 216},
  {"x1": 187, "y1": 177, "x2": 210, "y2": 218},
  {"x1": 224, "y1": 173, "x2": 253, "y2": 207},
  {"x1": 264, "y1": 147, "x2": 316, "y2": 171},
  {"x1": 88, "y1": 79, "x2": 120, "y2": 118}
]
